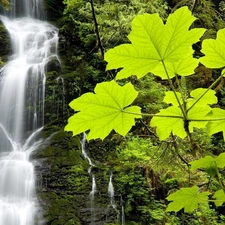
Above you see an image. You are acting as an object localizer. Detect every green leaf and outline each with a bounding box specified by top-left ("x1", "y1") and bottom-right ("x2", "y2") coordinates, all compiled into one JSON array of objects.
[
  {"x1": 215, "y1": 152, "x2": 225, "y2": 168},
  {"x1": 187, "y1": 88, "x2": 217, "y2": 108},
  {"x1": 190, "y1": 153, "x2": 225, "y2": 176},
  {"x1": 187, "y1": 106, "x2": 211, "y2": 132},
  {"x1": 206, "y1": 108, "x2": 225, "y2": 140},
  {"x1": 213, "y1": 189, "x2": 225, "y2": 207},
  {"x1": 166, "y1": 186, "x2": 210, "y2": 213},
  {"x1": 163, "y1": 91, "x2": 182, "y2": 107},
  {"x1": 105, "y1": 6, "x2": 205, "y2": 80},
  {"x1": 65, "y1": 80, "x2": 141, "y2": 140},
  {"x1": 150, "y1": 106, "x2": 185, "y2": 140},
  {"x1": 190, "y1": 155, "x2": 214, "y2": 170},
  {"x1": 186, "y1": 88, "x2": 217, "y2": 132},
  {"x1": 190, "y1": 155, "x2": 217, "y2": 176},
  {"x1": 200, "y1": 28, "x2": 225, "y2": 69}
]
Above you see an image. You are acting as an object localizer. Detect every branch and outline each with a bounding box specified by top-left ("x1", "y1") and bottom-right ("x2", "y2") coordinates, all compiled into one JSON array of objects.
[
  {"x1": 191, "y1": 0, "x2": 199, "y2": 14},
  {"x1": 89, "y1": 0, "x2": 104, "y2": 58}
]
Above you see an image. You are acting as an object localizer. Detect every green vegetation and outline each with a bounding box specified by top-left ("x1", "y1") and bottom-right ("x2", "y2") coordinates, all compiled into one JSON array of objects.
[
  {"x1": 64, "y1": 3, "x2": 225, "y2": 224},
  {"x1": 0, "y1": 0, "x2": 10, "y2": 10},
  {"x1": 0, "y1": 0, "x2": 221, "y2": 224}
]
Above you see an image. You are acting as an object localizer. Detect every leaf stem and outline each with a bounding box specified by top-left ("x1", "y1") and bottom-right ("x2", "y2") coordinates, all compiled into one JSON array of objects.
[
  {"x1": 175, "y1": 75, "x2": 187, "y2": 110},
  {"x1": 187, "y1": 73, "x2": 224, "y2": 113},
  {"x1": 214, "y1": 162, "x2": 225, "y2": 190},
  {"x1": 161, "y1": 61, "x2": 187, "y2": 119},
  {"x1": 123, "y1": 110, "x2": 183, "y2": 118},
  {"x1": 124, "y1": 110, "x2": 225, "y2": 121},
  {"x1": 188, "y1": 117, "x2": 225, "y2": 121}
]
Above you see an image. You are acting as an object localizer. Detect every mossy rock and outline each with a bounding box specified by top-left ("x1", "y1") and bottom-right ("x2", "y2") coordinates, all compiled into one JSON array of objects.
[{"x1": 0, "y1": 21, "x2": 11, "y2": 61}]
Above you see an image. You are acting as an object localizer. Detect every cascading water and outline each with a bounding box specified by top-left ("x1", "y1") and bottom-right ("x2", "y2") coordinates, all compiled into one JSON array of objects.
[
  {"x1": 80, "y1": 133, "x2": 97, "y2": 223},
  {"x1": 90, "y1": 175, "x2": 97, "y2": 223},
  {"x1": 120, "y1": 196, "x2": 125, "y2": 225},
  {"x1": 81, "y1": 132, "x2": 94, "y2": 172},
  {"x1": 108, "y1": 172, "x2": 115, "y2": 207},
  {"x1": 0, "y1": 0, "x2": 59, "y2": 224}
]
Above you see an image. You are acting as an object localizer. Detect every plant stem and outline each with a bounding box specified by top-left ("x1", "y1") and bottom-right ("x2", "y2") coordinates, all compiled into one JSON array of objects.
[
  {"x1": 89, "y1": 0, "x2": 105, "y2": 57},
  {"x1": 123, "y1": 110, "x2": 183, "y2": 118},
  {"x1": 215, "y1": 162, "x2": 225, "y2": 190},
  {"x1": 191, "y1": 0, "x2": 199, "y2": 13},
  {"x1": 161, "y1": 61, "x2": 187, "y2": 119},
  {"x1": 187, "y1": 73, "x2": 224, "y2": 113}
]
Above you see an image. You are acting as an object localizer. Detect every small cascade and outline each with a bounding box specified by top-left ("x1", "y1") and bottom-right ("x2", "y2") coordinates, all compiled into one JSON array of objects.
[
  {"x1": 108, "y1": 172, "x2": 115, "y2": 208},
  {"x1": 81, "y1": 132, "x2": 94, "y2": 173},
  {"x1": 121, "y1": 205, "x2": 125, "y2": 225},
  {"x1": 90, "y1": 175, "x2": 97, "y2": 223},
  {"x1": 80, "y1": 133, "x2": 97, "y2": 223},
  {"x1": 90, "y1": 175, "x2": 97, "y2": 199},
  {"x1": 121, "y1": 196, "x2": 125, "y2": 225}
]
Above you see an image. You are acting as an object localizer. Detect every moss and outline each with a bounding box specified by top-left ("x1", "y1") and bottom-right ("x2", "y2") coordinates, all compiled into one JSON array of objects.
[
  {"x1": 39, "y1": 193, "x2": 81, "y2": 225},
  {"x1": 0, "y1": 22, "x2": 11, "y2": 61}
]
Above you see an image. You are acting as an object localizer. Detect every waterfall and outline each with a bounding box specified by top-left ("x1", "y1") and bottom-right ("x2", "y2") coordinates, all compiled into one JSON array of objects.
[
  {"x1": 90, "y1": 175, "x2": 97, "y2": 224},
  {"x1": 0, "y1": 0, "x2": 59, "y2": 224},
  {"x1": 108, "y1": 172, "x2": 115, "y2": 208},
  {"x1": 121, "y1": 196, "x2": 125, "y2": 225},
  {"x1": 121, "y1": 205, "x2": 125, "y2": 225},
  {"x1": 81, "y1": 132, "x2": 94, "y2": 173},
  {"x1": 80, "y1": 133, "x2": 98, "y2": 223}
]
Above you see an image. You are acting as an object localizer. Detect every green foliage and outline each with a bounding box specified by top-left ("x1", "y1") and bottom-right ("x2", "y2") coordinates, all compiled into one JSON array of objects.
[
  {"x1": 206, "y1": 108, "x2": 225, "y2": 139},
  {"x1": 213, "y1": 189, "x2": 225, "y2": 207},
  {"x1": 166, "y1": 186, "x2": 210, "y2": 213},
  {"x1": 200, "y1": 28, "x2": 225, "y2": 69},
  {"x1": 190, "y1": 153, "x2": 225, "y2": 171},
  {"x1": 65, "y1": 4, "x2": 225, "y2": 219},
  {"x1": 65, "y1": 80, "x2": 141, "y2": 140},
  {"x1": 116, "y1": 136, "x2": 157, "y2": 166},
  {"x1": 150, "y1": 106, "x2": 185, "y2": 140},
  {"x1": 0, "y1": 0, "x2": 10, "y2": 10},
  {"x1": 105, "y1": 7, "x2": 205, "y2": 80},
  {"x1": 150, "y1": 88, "x2": 217, "y2": 140}
]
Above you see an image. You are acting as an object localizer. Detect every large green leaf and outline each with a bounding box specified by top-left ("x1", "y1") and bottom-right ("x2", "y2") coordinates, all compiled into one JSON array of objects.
[
  {"x1": 163, "y1": 91, "x2": 182, "y2": 107},
  {"x1": 151, "y1": 88, "x2": 215, "y2": 140},
  {"x1": 200, "y1": 28, "x2": 225, "y2": 69},
  {"x1": 187, "y1": 106, "x2": 211, "y2": 132},
  {"x1": 190, "y1": 155, "x2": 217, "y2": 176},
  {"x1": 150, "y1": 106, "x2": 185, "y2": 140},
  {"x1": 65, "y1": 80, "x2": 141, "y2": 140},
  {"x1": 187, "y1": 88, "x2": 217, "y2": 108},
  {"x1": 206, "y1": 108, "x2": 225, "y2": 139},
  {"x1": 215, "y1": 152, "x2": 225, "y2": 168},
  {"x1": 104, "y1": 6, "x2": 205, "y2": 80},
  {"x1": 191, "y1": 153, "x2": 225, "y2": 169},
  {"x1": 190, "y1": 153, "x2": 225, "y2": 176},
  {"x1": 166, "y1": 186, "x2": 210, "y2": 213},
  {"x1": 213, "y1": 189, "x2": 225, "y2": 207}
]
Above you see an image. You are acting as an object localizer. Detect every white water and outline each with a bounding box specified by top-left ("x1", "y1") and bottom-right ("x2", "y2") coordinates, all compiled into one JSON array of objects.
[
  {"x1": 81, "y1": 132, "x2": 94, "y2": 173},
  {"x1": 108, "y1": 172, "x2": 115, "y2": 207},
  {"x1": 80, "y1": 133, "x2": 97, "y2": 222},
  {"x1": 0, "y1": 0, "x2": 59, "y2": 224},
  {"x1": 121, "y1": 205, "x2": 125, "y2": 225},
  {"x1": 90, "y1": 175, "x2": 97, "y2": 200},
  {"x1": 90, "y1": 175, "x2": 97, "y2": 223}
]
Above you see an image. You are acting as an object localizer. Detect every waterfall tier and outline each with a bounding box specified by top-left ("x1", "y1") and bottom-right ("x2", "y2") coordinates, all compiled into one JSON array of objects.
[{"x1": 0, "y1": 0, "x2": 59, "y2": 224}]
